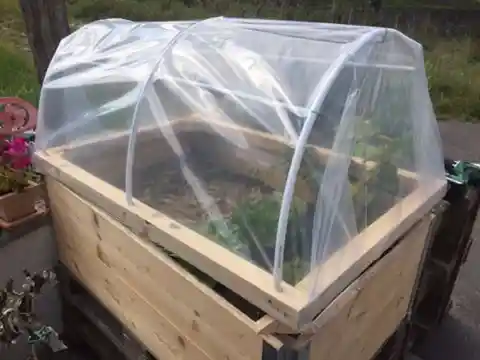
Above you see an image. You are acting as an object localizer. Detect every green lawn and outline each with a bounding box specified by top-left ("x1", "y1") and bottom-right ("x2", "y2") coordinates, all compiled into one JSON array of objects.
[
  {"x1": 0, "y1": 0, "x2": 479, "y2": 121},
  {"x1": 0, "y1": 43, "x2": 39, "y2": 105},
  {"x1": 0, "y1": 0, "x2": 39, "y2": 104},
  {"x1": 425, "y1": 39, "x2": 480, "y2": 121}
]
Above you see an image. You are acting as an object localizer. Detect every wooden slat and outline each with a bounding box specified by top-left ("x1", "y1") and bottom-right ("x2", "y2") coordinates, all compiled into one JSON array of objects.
[
  {"x1": 307, "y1": 213, "x2": 435, "y2": 360},
  {"x1": 48, "y1": 179, "x2": 265, "y2": 360},
  {"x1": 60, "y1": 126, "x2": 191, "y2": 185},
  {"x1": 295, "y1": 177, "x2": 445, "y2": 327},
  {"x1": 58, "y1": 243, "x2": 212, "y2": 360}
]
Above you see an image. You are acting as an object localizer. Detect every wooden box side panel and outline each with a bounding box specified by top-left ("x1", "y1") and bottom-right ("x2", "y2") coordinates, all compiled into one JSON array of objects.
[
  {"x1": 47, "y1": 178, "x2": 265, "y2": 360},
  {"x1": 307, "y1": 213, "x2": 435, "y2": 360}
]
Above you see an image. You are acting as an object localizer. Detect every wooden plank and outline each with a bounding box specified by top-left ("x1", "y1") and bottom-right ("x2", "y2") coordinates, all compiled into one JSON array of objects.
[
  {"x1": 37, "y1": 153, "x2": 307, "y2": 329},
  {"x1": 58, "y1": 242, "x2": 212, "y2": 360},
  {"x1": 47, "y1": 179, "x2": 265, "y2": 360},
  {"x1": 59, "y1": 126, "x2": 190, "y2": 188},
  {"x1": 168, "y1": 118, "x2": 418, "y2": 184},
  {"x1": 50, "y1": 116, "x2": 196, "y2": 153},
  {"x1": 307, "y1": 213, "x2": 435, "y2": 360},
  {"x1": 256, "y1": 209, "x2": 440, "y2": 337}
]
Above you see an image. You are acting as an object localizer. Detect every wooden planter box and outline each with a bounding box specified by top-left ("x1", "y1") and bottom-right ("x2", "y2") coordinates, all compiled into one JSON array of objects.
[
  {"x1": 0, "y1": 183, "x2": 43, "y2": 221},
  {"x1": 0, "y1": 182, "x2": 47, "y2": 228},
  {"x1": 35, "y1": 117, "x2": 446, "y2": 359}
]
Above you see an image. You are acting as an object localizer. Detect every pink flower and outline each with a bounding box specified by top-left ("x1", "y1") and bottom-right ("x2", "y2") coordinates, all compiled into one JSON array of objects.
[
  {"x1": 10, "y1": 156, "x2": 31, "y2": 170},
  {"x1": 6, "y1": 137, "x2": 28, "y2": 156},
  {"x1": 2, "y1": 137, "x2": 32, "y2": 170}
]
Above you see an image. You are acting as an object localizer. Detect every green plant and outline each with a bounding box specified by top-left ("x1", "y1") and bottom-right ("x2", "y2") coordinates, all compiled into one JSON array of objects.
[
  {"x1": 206, "y1": 194, "x2": 282, "y2": 267},
  {"x1": 351, "y1": 119, "x2": 402, "y2": 228},
  {"x1": 206, "y1": 192, "x2": 311, "y2": 284}
]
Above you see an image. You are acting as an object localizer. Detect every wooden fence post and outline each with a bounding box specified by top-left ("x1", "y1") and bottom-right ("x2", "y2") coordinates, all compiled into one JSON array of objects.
[{"x1": 18, "y1": 0, "x2": 71, "y2": 85}]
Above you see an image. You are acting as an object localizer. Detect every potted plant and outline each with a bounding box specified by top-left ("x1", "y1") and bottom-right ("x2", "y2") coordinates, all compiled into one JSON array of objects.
[{"x1": 0, "y1": 135, "x2": 45, "y2": 224}]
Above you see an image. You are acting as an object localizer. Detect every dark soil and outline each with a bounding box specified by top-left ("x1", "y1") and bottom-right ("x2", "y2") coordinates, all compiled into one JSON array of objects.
[{"x1": 137, "y1": 154, "x2": 275, "y2": 229}]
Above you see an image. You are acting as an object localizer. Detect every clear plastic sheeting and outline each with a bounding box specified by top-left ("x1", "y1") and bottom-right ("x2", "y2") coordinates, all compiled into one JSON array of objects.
[{"x1": 36, "y1": 17, "x2": 446, "y2": 299}]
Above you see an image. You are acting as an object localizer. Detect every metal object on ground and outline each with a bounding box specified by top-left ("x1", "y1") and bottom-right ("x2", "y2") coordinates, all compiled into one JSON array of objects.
[
  {"x1": 0, "y1": 268, "x2": 66, "y2": 357},
  {"x1": 444, "y1": 159, "x2": 480, "y2": 185}
]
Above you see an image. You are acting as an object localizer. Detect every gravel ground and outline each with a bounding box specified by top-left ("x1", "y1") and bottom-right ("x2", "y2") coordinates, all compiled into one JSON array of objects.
[{"x1": 416, "y1": 121, "x2": 480, "y2": 360}]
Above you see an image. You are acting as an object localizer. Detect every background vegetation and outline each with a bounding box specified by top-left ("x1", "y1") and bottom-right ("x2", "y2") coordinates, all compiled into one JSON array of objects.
[{"x1": 0, "y1": 0, "x2": 479, "y2": 121}]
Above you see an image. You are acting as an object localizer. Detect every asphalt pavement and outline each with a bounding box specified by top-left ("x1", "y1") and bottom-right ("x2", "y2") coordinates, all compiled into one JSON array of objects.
[{"x1": 416, "y1": 121, "x2": 480, "y2": 360}]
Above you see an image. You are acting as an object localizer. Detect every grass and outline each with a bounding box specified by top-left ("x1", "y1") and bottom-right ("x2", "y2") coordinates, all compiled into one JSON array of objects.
[
  {"x1": 0, "y1": 0, "x2": 479, "y2": 121},
  {"x1": 0, "y1": 43, "x2": 39, "y2": 105},
  {"x1": 0, "y1": 0, "x2": 39, "y2": 104},
  {"x1": 425, "y1": 38, "x2": 480, "y2": 121}
]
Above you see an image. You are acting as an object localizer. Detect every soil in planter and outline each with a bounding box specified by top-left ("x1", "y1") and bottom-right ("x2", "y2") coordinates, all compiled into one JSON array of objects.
[
  {"x1": 137, "y1": 153, "x2": 275, "y2": 228},
  {"x1": 134, "y1": 149, "x2": 399, "y2": 288},
  {"x1": 135, "y1": 151, "x2": 314, "y2": 286}
]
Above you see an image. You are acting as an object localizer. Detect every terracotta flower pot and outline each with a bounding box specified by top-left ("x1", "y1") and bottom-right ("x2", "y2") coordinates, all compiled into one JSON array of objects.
[{"x1": 0, "y1": 182, "x2": 46, "y2": 222}]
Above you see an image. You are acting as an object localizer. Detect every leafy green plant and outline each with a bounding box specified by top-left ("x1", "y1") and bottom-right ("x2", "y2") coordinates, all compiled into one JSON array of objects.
[
  {"x1": 206, "y1": 192, "x2": 311, "y2": 285},
  {"x1": 351, "y1": 121, "x2": 401, "y2": 228}
]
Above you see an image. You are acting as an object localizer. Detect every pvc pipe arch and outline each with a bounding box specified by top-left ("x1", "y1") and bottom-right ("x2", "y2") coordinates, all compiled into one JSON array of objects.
[
  {"x1": 124, "y1": 16, "x2": 224, "y2": 205},
  {"x1": 272, "y1": 28, "x2": 388, "y2": 292}
]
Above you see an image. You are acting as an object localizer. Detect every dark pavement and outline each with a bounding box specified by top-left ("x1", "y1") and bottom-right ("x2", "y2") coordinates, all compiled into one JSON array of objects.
[{"x1": 417, "y1": 121, "x2": 480, "y2": 360}]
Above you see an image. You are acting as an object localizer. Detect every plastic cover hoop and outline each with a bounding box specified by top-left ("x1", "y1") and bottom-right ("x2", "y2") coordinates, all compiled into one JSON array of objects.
[
  {"x1": 124, "y1": 16, "x2": 224, "y2": 205},
  {"x1": 272, "y1": 28, "x2": 386, "y2": 292}
]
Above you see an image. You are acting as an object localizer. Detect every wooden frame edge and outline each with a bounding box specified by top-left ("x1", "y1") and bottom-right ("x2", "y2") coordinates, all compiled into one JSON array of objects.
[
  {"x1": 255, "y1": 184, "x2": 445, "y2": 334},
  {"x1": 295, "y1": 178, "x2": 446, "y2": 328}
]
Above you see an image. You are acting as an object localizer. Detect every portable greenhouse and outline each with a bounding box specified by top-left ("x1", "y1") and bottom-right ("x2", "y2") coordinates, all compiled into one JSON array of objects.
[{"x1": 34, "y1": 17, "x2": 447, "y2": 338}]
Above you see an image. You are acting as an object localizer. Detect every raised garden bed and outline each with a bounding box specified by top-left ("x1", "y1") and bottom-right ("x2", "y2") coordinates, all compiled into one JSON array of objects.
[
  {"x1": 42, "y1": 176, "x2": 440, "y2": 360},
  {"x1": 35, "y1": 116, "x2": 446, "y2": 328},
  {"x1": 33, "y1": 17, "x2": 448, "y2": 360}
]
